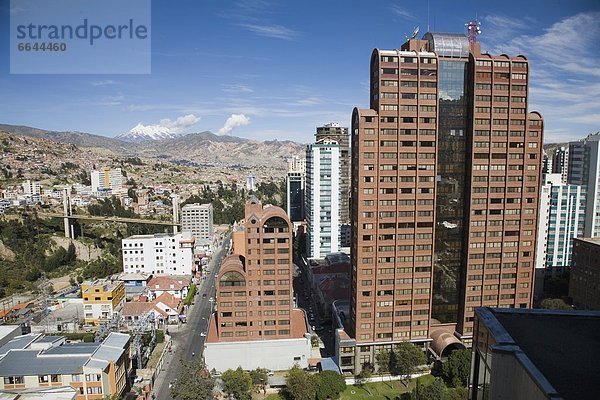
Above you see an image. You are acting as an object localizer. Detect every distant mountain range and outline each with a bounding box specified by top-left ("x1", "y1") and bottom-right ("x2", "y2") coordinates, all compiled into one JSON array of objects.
[{"x1": 0, "y1": 123, "x2": 305, "y2": 169}]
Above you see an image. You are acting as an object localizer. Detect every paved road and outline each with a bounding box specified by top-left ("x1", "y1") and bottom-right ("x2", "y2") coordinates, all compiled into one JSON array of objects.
[{"x1": 153, "y1": 234, "x2": 231, "y2": 400}]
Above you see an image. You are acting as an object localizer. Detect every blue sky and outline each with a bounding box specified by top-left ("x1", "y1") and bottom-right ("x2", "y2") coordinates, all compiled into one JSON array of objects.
[{"x1": 0, "y1": 0, "x2": 598, "y2": 143}]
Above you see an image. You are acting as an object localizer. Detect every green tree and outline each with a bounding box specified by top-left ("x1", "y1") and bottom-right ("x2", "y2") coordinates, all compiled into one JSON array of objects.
[
  {"x1": 222, "y1": 366, "x2": 253, "y2": 400},
  {"x1": 375, "y1": 349, "x2": 390, "y2": 377},
  {"x1": 170, "y1": 358, "x2": 214, "y2": 400},
  {"x1": 442, "y1": 349, "x2": 471, "y2": 388},
  {"x1": 391, "y1": 342, "x2": 427, "y2": 387},
  {"x1": 249, "y1": 368, "x2": 269, "y2": 395},
  {"x1": 540, "y1": 298, "x2": 572, "y2": 310},
  {"x1": 314, "y1": 370, "x2": 346, "y2": 400},
  {"x1": 355, "y1": 363, "x2": 374, "y2": 395},
  {"x1": 66, "y1": 242, "x2": 77, "y2": 263},
  {"x1": 445, "y1": 386, "x2": 469, "y2": 400},
  {"x1": 415, "y1": 377, "x2": 446, "y2": 400},
  {"x1": 284, "y1": 365, "x2": 316, "y2": 400},
  {"x1": 69, "y1": 276, "x2": 77, "y2": 287}
]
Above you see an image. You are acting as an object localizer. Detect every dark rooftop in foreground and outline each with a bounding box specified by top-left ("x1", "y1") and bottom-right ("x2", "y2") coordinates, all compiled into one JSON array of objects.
[{"x1": 478, "y1": 308, "x2": 600, "y2": 400}]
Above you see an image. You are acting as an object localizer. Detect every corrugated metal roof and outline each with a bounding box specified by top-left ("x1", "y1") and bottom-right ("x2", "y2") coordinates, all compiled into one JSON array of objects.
[{"x1": 0, "y1": 350, "x2": 88, "y2": 375}]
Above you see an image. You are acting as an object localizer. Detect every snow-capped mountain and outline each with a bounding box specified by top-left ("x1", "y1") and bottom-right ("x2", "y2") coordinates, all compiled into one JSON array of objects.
[{"x1": 116, "y1": 123, "x2": 186, "y2": 142}]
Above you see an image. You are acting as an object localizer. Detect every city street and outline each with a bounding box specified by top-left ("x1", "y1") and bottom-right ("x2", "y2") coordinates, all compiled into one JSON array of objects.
[{"x1": 153, "y1": 233, "x2": 231, "y2": 400}]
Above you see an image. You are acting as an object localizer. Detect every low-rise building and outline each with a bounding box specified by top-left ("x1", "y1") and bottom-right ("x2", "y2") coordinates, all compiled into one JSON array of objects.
[
  {"x1": 0, "y1": 332, "x2": 131, "y2": 400},
  {"x1": 122, "y1": 292, "x2": 183, "y2": 329},
  {"x1": 147, "y1": 276, "x2": 190, "y2": 300},
  {"x1": 82, "y1": 280, "x2": 125, "y2": 326}
]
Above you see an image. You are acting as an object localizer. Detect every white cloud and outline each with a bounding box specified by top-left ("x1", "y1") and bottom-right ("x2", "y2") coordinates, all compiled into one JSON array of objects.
[
  {"x1": 131, "y1": 114, "x2": 200, "y2": 135},
  {"x1": 218, "y1": 114, "x2": 251, "y2": 135},
  {"x1": 238, "y1": 23, "x2": 298, "y2": 40},
  {"x1": 91, "y1": 80, "x2": 121, "y2": 86},
  {"x1": 222, "y1": 84, "x2": 255, "y2": 93},
  {"x1": 484, "y1": 12, "x2": 600, "y2": 142},
  {"x1": 390, "y1": 5, "x2": 415, "y2": 20}
]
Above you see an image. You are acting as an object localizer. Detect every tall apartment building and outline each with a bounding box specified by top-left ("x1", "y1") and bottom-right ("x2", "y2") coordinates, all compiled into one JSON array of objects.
[
  {"x1": 568, "y1": 133, "x2": 600, "y2": 238},
  {"x1": 305, "y1": 139, "x2": 341, "y2": 258},
  {"x1": 286, "y1": 156, "x2": 306, "y2": 223},
  {"x1": 316, "y1": 123, "x2": 350, "y2": 223},
  {"x1": 551, "y1": 146, "x2": 569, "y2": 183},
  {"x1": 204, "y1": 198, "x2": 310, "y2": 371},
  {"x1": 347, "y1": 32, "x2": 542, "y2": 368},
  {"x1": 121, "y1": 232, "x2": 195, "y2": 276},
  {"x1": 181, "y1": 203, "x2": 213, "y2": 241},
  {"x1": 538, "y1": 174, "x2": 586, "y2": 277},
  {"x1": 81, "y1": 279, "x2": 126, "y2": 326},
  {"x1": 91, "y1": 167, "x2": 123, "y2": 193}
]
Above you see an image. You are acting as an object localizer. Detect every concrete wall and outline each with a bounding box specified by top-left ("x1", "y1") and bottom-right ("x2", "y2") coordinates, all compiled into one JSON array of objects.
[
  {"x1": 204, "y1": 336, "x2": 311, "y2": 372},
  {"x1": 489, "y1": 351, "x2": 552, "y2": 400}
]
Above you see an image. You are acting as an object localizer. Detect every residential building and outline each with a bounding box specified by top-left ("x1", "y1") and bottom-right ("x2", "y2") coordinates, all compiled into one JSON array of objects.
[
  {"x1": 286, "y1": 156, "x2": 306, "y2": 223},
  {"x1": 305, "y1": 139, "x2": 341, "y2": 258},
  {"x1": 569, "y1": 238, "x2": 600, "y2": 310},
  {"x1": 146, "y1": 276, "x2": 191, "y2": 300},
  {"x1": 121, "y1": 232, "x2": 195, "y2": 276},
  {"x1": 81, "y1": 280, "x2": 125, "y2": 326},
  {"x1": 568, "y1": 133, "x2": 600, "y2": 238},
  {"x1": 470, "y1": 307, "x2": 599, "y2": 400},
  {"x1": 181, "y1": 203, "x2": 213, "y2": 241},
  {"x1": 0, "y1": 332, "x2": 130, "y2": 400},
  {"x1": 316, "y1": 123, "x2": 350, "y2": 223},
  {"x1": 90, "y1": 167, "x2": 123, "y2": 194},
  {"x1": 21, "y1": 180, "x2": 42, "y2": 195},
  {"x1": 204, "y1": 198, "x2": 310, "y2": 371},
  {"x1": 540, "y1": 174, "x2": 586, "y2": 277},
  {"x1": 346, "y1": 31, "x2": 542, "y2": 372},
  {"x1": 541, "y1": 150, "x2": 552, "y2": 175},
  {"x1": 122, "y1": 292, "x2": 183, "y2": 328},
  {"x1": 115, "y1": 272, "x2": 151, "y2": 298},
  {"x1": 551, "y1": 146, "x2": 569, "y2": 183}
]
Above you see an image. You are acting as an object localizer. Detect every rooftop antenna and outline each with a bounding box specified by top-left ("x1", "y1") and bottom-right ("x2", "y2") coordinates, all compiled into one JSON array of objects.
[
  {"x1": 411, "y1": 26, "x2": 420, "y2": 39},
  {"x1": 466, "y1": 20, "x2": 481, "y2": 44},
  {"x1": 427, "y1": 0, "x2": 430, "y2": 32}
]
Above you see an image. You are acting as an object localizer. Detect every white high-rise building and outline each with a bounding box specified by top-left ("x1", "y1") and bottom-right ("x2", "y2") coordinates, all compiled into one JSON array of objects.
[
  {"x1": 121, "y1": 232, "x2": 195, "y2": 276},
  {"x1": 537, "y1": 174, "x2": 586, "y2": 278},
  {"x1": 305, "y1": 139, "x2": 341, "y2": 258},
  {"x1": 181, "y1": 203, "x2": 213, "y2": 241},
  {"x1": 568, "y1": 133, "x2": 600, "y2": 238},
  {"x1": 91, "y1": 167, "x2": 124, "y2": 193}
]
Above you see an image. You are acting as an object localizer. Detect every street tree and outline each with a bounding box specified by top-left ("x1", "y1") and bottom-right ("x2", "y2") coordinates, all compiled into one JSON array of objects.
[
  {"x1": 375, "y1": 349, "x2": 390, "y2": 376},
  {"x1": 415, "y1": 377, "x2": 446, "y2": 400},
  {"x1": 441, "y1": 349, "x2": 471, "y2": 388},
  {"x1": 284, "y1": 365, "x2": 316, "y2": 400},
  {"x1": 170, "y1": 358, "x2": 215, "y2": 400},
  {"x1": 391, "y1": 342, "x2": 427, "y2": 387},
  {"x1": 222, "y1": 367, "x2": 253, "y2": 400},
  {"x1": 249, "y1": 368, "x2": 269, "y2": 395},
  {"x1": 355, "y1": 363, "x2": 374, "y2": 395},
  {"x1": 315, "y1": 370, "x2": 346, "y2": 400},
  {"x1": 540, "y1": 298, "x2": 572, "y2": 310}
]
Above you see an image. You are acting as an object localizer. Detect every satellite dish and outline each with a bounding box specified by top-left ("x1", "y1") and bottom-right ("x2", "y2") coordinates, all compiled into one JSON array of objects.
[{"x1": 411, "y1": 26, "x2": 420, "y2": 39}]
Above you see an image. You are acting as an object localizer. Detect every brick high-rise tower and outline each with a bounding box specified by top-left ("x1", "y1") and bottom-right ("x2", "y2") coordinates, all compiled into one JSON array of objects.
[
  {"x1": 204, "y1": 198, "x2": 311, "y2": 371},
  {"x1": 345, "y1": 32, "x2": 543, "y2": 372}
]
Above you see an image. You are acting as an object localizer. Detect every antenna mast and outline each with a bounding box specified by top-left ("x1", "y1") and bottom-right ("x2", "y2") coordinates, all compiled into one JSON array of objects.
[{"x1": 466, "y1": 20, "x2": 481, "y2": 44}]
